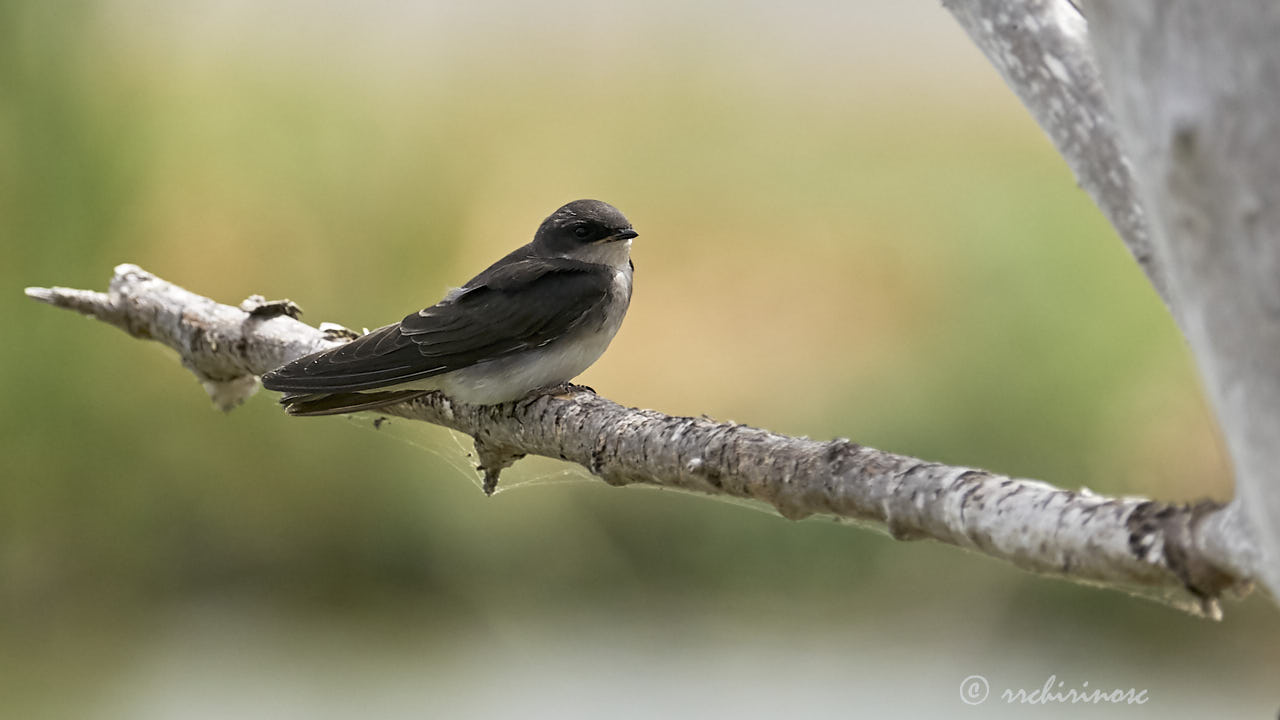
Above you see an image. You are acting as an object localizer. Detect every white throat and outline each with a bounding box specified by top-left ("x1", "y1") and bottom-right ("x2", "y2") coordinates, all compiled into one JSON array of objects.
[{"x1": 563, "y1": 239, "x2": 633, "y2": 269}]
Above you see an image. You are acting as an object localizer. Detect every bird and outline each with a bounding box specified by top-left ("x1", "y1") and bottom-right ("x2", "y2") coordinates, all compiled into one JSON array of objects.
[{"x1": 261, "y1": 199, "x2": 637, "y2": 416}]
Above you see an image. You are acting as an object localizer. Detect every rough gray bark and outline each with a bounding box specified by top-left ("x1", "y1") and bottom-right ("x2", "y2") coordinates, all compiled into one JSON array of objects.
[
  {"x1": 26, "y1": 265, "x2": 1257, "y2": 616},
  {"x1": 1082, "y1": 0, "x2": 1280, "y2": 600},
  {"x1": 941, "y1": 0, "x2": 1279, "y2": 601},
  {"x1": 943, "y1": 0, "x2": 1171, "y2": 306}
]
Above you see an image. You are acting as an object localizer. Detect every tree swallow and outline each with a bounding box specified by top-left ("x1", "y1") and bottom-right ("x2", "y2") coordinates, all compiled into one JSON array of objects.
[{"x1": 261, "y1": 199, "x2": 637, "y2": 416}]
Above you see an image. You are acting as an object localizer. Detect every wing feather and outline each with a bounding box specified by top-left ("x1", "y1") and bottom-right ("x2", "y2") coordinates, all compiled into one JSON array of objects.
[{"x1": 260, "y1": 259, "x2": 613, "y2": 394}]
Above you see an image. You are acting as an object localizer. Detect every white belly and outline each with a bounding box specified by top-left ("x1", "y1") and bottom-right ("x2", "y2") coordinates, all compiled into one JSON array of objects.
[{"x1": 435, "y1": 265, "x2": 632, "y2": 404}]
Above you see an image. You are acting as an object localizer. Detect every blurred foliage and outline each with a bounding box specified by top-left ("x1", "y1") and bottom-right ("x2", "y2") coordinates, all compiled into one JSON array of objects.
[{"x1": 2, "y1": 1, "x2": 1275, "y2": 715}]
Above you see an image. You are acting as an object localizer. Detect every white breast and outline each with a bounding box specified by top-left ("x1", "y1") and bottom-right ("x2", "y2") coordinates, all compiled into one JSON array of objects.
[{"x1": 437, "y1": 263, "x2": 632, "y2": 404}]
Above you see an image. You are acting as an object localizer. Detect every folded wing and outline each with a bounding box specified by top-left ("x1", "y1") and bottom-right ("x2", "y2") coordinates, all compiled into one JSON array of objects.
[{"x1": 261, "y1": 259, "x2": 613, "y2": 394}]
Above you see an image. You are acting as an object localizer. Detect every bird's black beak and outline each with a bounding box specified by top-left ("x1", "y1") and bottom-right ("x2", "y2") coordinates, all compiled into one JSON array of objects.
[{"x1": 611, "y1": 228, "x2": 639, "y2": 242}]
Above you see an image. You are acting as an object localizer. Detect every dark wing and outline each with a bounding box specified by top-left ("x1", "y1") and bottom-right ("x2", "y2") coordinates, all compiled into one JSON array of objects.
[{"x1": 260, "y1": 259, "x2": 613, "y2": 394}]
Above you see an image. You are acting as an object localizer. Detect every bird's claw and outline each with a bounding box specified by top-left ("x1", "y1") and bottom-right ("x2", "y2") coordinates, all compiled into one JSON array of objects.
[{"x1": 543, "y1": 382, "x2": 596, "y2": 398}]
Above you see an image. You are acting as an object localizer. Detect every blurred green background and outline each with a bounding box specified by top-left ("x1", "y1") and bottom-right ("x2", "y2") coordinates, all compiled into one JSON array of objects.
[{"x1": 4, "y1": 1, "x2": 1276, "y2": 717}]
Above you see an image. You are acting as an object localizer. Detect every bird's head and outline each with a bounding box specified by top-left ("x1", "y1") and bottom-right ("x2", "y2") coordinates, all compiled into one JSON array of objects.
[{"x1": 532, "y1": 199, "x2": 637, "y2": 262}]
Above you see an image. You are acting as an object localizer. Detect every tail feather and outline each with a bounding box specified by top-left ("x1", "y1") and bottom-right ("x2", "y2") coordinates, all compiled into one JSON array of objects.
[{"x1": 280, "y1": 390, "x2": 427, "y2": 417}]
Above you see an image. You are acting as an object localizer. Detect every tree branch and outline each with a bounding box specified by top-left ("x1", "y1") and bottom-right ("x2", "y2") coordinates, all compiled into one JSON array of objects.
[
  {"x1": 26, "y1": 265, "x2": 1258, "y2": 616},
  {"x1": 942, "y1": 0, "x2": 1173, "y2": 308},
  {"x1": 1082, "y1": 0, "x2": 1280, "y2": 602}
]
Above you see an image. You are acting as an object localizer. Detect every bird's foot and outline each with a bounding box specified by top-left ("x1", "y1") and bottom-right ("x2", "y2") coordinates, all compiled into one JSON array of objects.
[{"x1": 541, "y1": 381, "x2": 596, "y2": 399}]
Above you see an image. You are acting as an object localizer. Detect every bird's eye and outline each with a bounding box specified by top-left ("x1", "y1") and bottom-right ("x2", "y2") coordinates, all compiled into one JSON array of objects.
[{"x1": 573, "y1": 225, "x2": 592, "y2": 239}]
